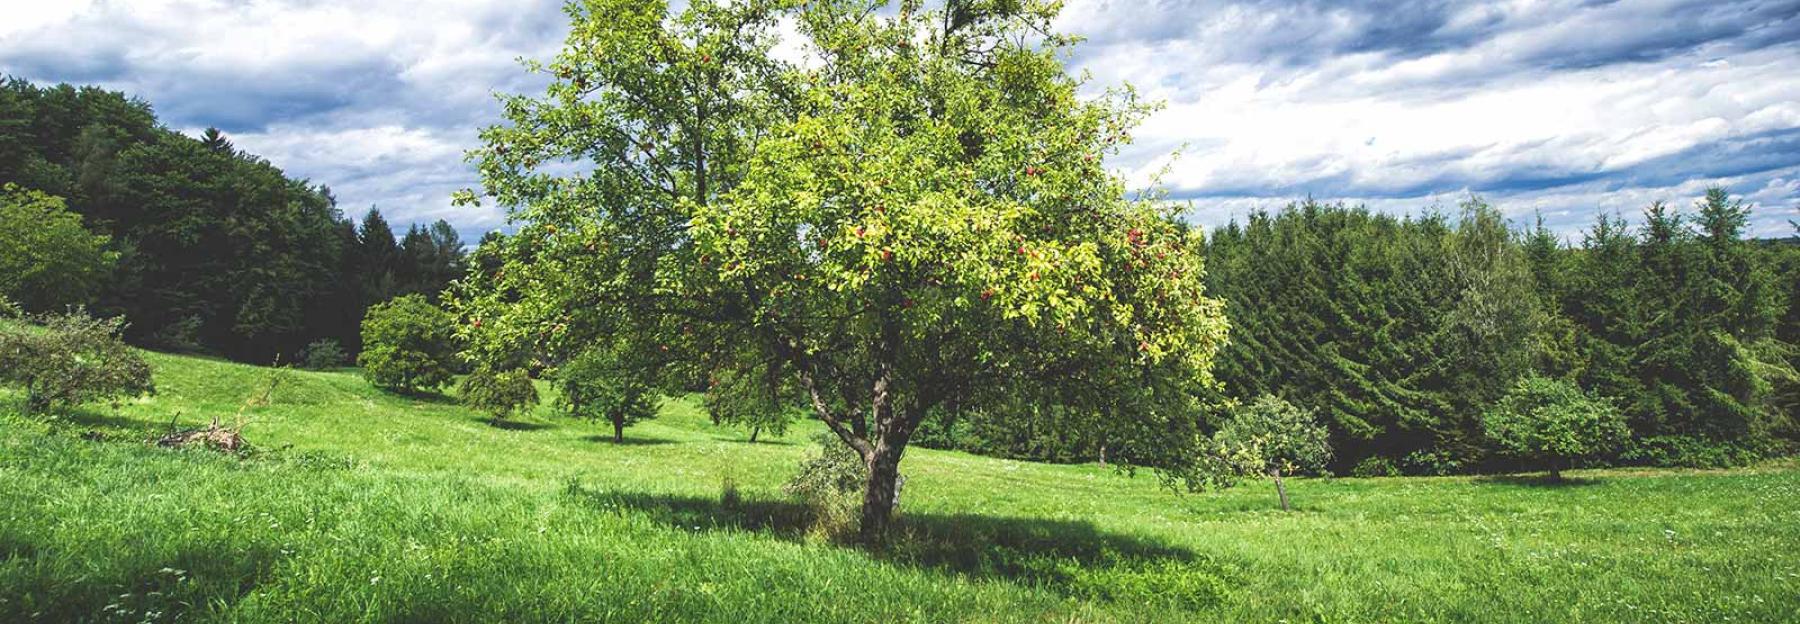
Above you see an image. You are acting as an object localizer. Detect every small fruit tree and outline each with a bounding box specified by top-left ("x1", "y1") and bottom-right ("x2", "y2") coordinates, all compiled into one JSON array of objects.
[
  {"x1": 453, "y1": 0, "x2": 1229, "y2": 542},
  {"x1": 1209, "y1": 395, "x2": 1331, "y2": 511},
  {"x1": 1483, "y1": 376, "x2": 1628, "y2": 481},
  {"x1": 556, "y1": 346, "x2": 657, "y2": 443}
]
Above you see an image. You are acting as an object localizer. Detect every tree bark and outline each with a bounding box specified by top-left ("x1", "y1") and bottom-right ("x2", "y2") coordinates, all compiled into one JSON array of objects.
[
  {"x1": 749, "y1": 425, "x2": 761, "y2": 444},
  {"x1": 860, "y1": 441, "x2": 904, "y2": 544},
  {"x1": 1271, "y1": 468, "x2": 1290, "y2": 511},
  {"x1": 612, "y1": 416, "x2": 624, "y2": 443}
]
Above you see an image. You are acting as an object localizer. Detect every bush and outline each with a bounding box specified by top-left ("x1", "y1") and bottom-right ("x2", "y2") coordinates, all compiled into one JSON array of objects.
[
  {"x1": 458, "y1": 366, "x2": 539, "y2": 421},
  {"x1": 783, "y1": 433, "x2": 867, "y2": 540},
  {"x1": 1619, "y1": 435, "x2": 1771, "y2": 469},
  {"x1": 0, "y1": 308, "x2": 154, "y2": 414},
  {"x1": 357, "y1": 295, "x2": 458, "y2": 393},
  {"x1": 0, "y1": 184, "x2": 115, "y2": 311},
  {"x1": 1350, "y1": 456, "x2": 1401, "y2": 478},
  {"x1": 1483, "y1": 376, "x2": 1629, "y2": 479},
  {"x1": 556, "y1": 347, "x2": 656, "y2": 442},
  {"x1": 297, "y1": 339, "x2": 347, "y2": 370}
]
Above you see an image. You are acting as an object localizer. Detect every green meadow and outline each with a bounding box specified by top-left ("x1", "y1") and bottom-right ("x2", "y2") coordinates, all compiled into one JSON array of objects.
[{"x1": 3, "y1": 349, "x2": 1797, "y2": 623}]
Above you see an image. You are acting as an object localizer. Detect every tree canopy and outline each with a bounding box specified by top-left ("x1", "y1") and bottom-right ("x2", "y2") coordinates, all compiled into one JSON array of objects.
[
  {"x1": 454, "y1": 0, "x2": 1229, "y2": 541},
  {"x1": 0, "y1": 184, "x2": 115, "y2": 311}
]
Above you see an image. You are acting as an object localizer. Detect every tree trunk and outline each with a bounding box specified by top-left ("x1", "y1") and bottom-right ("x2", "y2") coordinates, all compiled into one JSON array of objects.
[
  {"x1": 859, "y1": 443, "x2": 904, "y2": 544},
  {"x1": 749, "y1": 426, "x2": 761, "y2": 444},
  {"x1": 1549, "y1": 460, "x2": 1563, "y2": 482},
  {"x1": 1098, "y1": 444, "x2": 1107, "y2": 467},
  {"x1": 612, "y1": 416, "x2": 624, "y2": 443},
  {"x1": 1271, "y1": 468, "x2": 1290, "y2": 511}
]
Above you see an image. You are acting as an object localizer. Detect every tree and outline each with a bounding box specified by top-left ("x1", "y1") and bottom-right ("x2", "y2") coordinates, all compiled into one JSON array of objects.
[
  {"x1": 358, "y1": 207, "x2": 400, "y2": 304},
  {"x1": 704, "y1": 364, "x2": 801, "y2": 443},
  {"x1": 556, "y1": 347, "x2": 656, "y2": 443},
  {"x1": 458, "y1": 366, "x2": 540, "y2": 422},
  {"x1": 357, "y1": 294, "x2": 458, "y2": 393},
  {"x1": 0, "y1": 308, "x2": 154, "y2": 414},
  {"x1": 1482, "y1": 376, "x2": 1628, "y2": 480},
  {"x1": 1208, "y1": 396, "x2": 1331, "y2": 511},
  {"x1": 0, "y1": 184, "x2": 115, "y2": 311},
  {"x1": 454, "y1": 0, "x2": 1228, "y2": 541}
]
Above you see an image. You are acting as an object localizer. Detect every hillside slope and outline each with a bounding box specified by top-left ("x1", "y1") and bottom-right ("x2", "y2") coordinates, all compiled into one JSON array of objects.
[{"x1": 2, "y1": 350, "x2": 1797, "y2": 622}]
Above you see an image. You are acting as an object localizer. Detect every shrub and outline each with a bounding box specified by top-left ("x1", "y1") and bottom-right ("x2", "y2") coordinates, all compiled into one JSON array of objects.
[
  {"x1": 556, "y1": 347, "x2": 655, "y2": 442},
  {"x1": 0, "y1": 308, "x2": 153, "y2": 414},
  {"x1": 1619, "y1": 435, "x2": 1769, "y2": 469},
  {"x1": 1400, "y1": 448, "x2": 1466, "y2": 476},
  {"x1": 357, "y1": 295, "x2": 458, "y2": 393},
  {"x1": 783, "y1": 433, "x2": 868, "y2": 540},
  {"x1": 297, "y1": 338, "x2": 347, "y2": 370},
  {"x1": 1483, "y1": 375, "x2": 1629, "y2": 480},
  {"x1": 1350, "y1": 456, "x2": 1401, "y2": 478},
  {"x1": 458, "y1": 366, "x2": 539, "y2": 421},
  {"x1": 1208, "y1": 395, "x2": 1332, "y2": 510},
  {"x1": 0, "y1": 184, "x2": 115, "y2": 311}
]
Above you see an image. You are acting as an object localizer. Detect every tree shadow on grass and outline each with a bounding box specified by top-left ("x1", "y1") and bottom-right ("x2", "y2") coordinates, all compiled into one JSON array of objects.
[
  {"x1": 725, "y1": 437, "x2": 797, "y2": 446},
  {"x1": 0, "y1": 536, "x2": 279, "y2": 623},
  {"x1": 577, "y1": 434, "x2": 677, "y2": 445},
  {"x1": 561, "y1": 483, "x2": 1234, "y2": 610},
  {"x1": 481, "y1": 418, "x2": 556, "y2": 431},
  {"x1": 1473, "y1": 473, "x2": 1602, "y2": 488}
]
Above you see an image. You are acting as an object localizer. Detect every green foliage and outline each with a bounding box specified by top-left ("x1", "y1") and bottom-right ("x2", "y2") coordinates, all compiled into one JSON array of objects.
[
  {"x1": 357, "y1": 295, "x2": 458, "y2": 393},
  {"x1": 455, "y1": 0, "x2": 1229, "y2": 540},
  {"x1": 1482, "y1": 376, "x2": 1629, "y2": 478},
  {"x1": 556, "y1": 346, "x2": 656, "y2": 442},
  {"x1": 0, "y1": 308, "x2": 153, "y2": 413},
  {"x1": 704, "y1": 364, "x2": 802, "y2": 442},
  {"x1": 783, "y1": 433, "x2": 869, "y2": 539},
  {"x1": 1205, "y1": 200, "x2": 1542, "y2": 473},
  {"x1": 457, "y1": 366, "x2": 540, "y2": 421},
  {"x1": 296, "y1": 338, "x2": 347, "y2": 370},
  {"x1": 1350, "y1": 456, "x2": 1402, "y2": 478},
  {"x1": 0, "y1": 184, "x2": 115, "y2": 312},
  {"x1": 1211, "y1": 396, "x2": 1333, "y2": 479},
  {"x1": 1207, "y1": 189, "x2": 1798, "y2": 472}
]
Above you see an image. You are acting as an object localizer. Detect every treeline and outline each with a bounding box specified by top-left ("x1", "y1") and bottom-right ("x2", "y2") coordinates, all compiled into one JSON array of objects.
[
  {"x1": 923, "y1": 196, "x2": 1800, "y2": 472},
  {"x1": 0, "y1": 78, "x2": 468, "y2": 361}
]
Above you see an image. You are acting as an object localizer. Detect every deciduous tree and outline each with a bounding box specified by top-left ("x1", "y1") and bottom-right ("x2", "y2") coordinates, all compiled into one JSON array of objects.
[{"x1": 454, "y1": 0, "x2": 1229, "y2": 541}]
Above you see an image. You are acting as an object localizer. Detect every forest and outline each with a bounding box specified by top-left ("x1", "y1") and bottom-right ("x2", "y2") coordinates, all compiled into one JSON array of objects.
[
  {"x1": 0, "y1": 78, "x2": 466, "y2": 361},
  {"x1": 920, "y1": 198, "x2": 1800, "y2": 473}
]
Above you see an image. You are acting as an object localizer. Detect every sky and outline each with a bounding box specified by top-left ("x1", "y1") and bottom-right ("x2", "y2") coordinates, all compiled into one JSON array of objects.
[{"x1": 3, "y1": 0, "x2": 1797, "y2": 241}]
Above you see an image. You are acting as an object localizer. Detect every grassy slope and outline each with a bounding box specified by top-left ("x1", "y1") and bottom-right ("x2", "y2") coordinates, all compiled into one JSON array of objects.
[{"x1": 2, "y1": 350, "x2": 1797, "y2": 623}]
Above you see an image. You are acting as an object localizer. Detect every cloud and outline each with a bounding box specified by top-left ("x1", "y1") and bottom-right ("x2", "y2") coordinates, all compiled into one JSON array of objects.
[
  {"x1": 3, "y1": 0, "x2": 1796, "y2": 239},
  {"x1": 1054, "y1": 0, "x2": 1800, "y2": 235},
  {"x1": 0, "y1": 0, "x2": 565, "y2": 236}
]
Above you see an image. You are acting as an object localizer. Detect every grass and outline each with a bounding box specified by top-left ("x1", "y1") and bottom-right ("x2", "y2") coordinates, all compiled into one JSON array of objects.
[{"x1": 2, "y1": 349, "x2": 1798, "y2": 622}]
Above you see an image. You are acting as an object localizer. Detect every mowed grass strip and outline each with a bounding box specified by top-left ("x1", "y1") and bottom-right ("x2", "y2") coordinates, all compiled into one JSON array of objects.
[{"x1": 2, "y1": 350, "x2": 1797, "y2": 622}]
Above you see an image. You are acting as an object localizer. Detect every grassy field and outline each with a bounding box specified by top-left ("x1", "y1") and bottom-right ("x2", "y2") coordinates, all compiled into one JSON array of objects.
[{"x1": 2, "y1": 350, "x2": 1798, "y2": 623}]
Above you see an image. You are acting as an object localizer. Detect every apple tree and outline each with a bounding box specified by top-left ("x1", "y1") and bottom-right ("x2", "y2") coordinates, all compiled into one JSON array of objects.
[
  {"x1": 452, "y1": 0, "x2": 1229, "y2": 542},
  {"x1": 1208, "y1": 395, "x2": 1331, "y2": 511}
]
